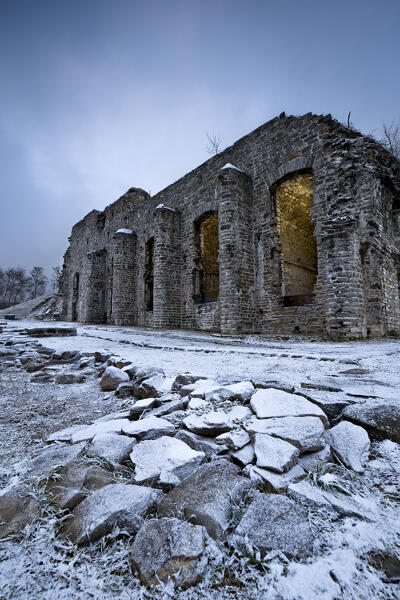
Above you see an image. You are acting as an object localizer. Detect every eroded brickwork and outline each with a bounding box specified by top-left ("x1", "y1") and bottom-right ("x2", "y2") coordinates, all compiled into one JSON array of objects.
[{"x1": 60, "y1": 113, "x2": 400, "y2": 339}]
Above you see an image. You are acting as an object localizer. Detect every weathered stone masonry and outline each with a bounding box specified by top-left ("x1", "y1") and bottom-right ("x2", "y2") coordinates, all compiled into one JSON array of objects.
[{"x1": 61, "y1": 113, "x2": 400, "y2": 339}]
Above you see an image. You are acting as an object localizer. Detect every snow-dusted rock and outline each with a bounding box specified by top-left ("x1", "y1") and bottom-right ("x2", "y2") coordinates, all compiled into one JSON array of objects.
[
  {"x1": 56, "y1": 372, "x2": 86, "y2": 384},
  {"x1": 46, "y1": 463, "x2": 115, "y2": 510},
  {"x1": 204, "y1": 381, "x2": 255, "y2": 402},
  {"x1": 93, "y1": 410, "x2": 131, "y2": 422},
  {"x1": 121, "y1": 363, "x2": 137, "y2": 379},
  {"x1": 343, "y1": 400, "x2": 400, "y2": 443},
  {"x1": 47, "y1": 424, "x2": 93, "y2": 443},
  {"x1": 100, "y1": 366, "x2": 130, "y2": 391},
  {"x1": 231, "y1": 493, "x2": 314, "y2": 559},
  {"x1": 107, "y1": 356, "x2": 131, "y2": 369},
  {"x1": 133, "y1": 374, "x2": 174, "y2": 399},
  {"x1": 188, "y1": 398, "x2": 208, "y2": 410},
  {"x1": 86, "y1": 433, "x2": 137, "y2": 465},
  {"x1": 94, "y1": 349, "x2": 112, "y2": 363},
  {"x1": 250, "y1": 388, "x2": 328, "y2": 426},
  {"x1": 254, "y1": 433, "x2": 299, "y2": 472},
  {"x1": 115, "y1": 382, "x2": 136, "y2": 398},
  {"x1": 148, "y1": 396, "x2": 189, "y2": 417},
  {"x1": 129, "y1": 436, "x2": 205, "y2": 486},
  {"x1": 174, "y1": 430, "x2": 228, "y2": 458},
  {"x1": 27, "y1": 442, "x2": 86, "y2": 476},
  {"x1": 0, "y1": 484, "x2": 40, "y2": 538},
  {"x1": 216, "y1": 429, "x2": 250, "y2": 450},
  {"x1": 172, "y1": 373, "x2": 204, "y2": 392},
  {"x1": 298, "y1": 445, "x2": 332, "y2": 471},
  {"x1": 70, "y1": 419, "x2": 131, "y2": 444},
  {"x1": 121, "y1": 416, "x2": 175, "y2": 440},
  {"x1": 299, "y1": 390, "x2": 353, "y2": 419},
  {"x1": 287, "y1": 480, "x2": 369, "y2": 519},
  {"x1": 244, "y1": 464, "x2": 305, "y2": 492},
  {"x1": 183, "y1": 411, "x2": 232, "y2": 436},
  {"x1": 158, "y1": 460, "x2": 254, "y2": 541},
  {"x1": 131, "y1": 518, "x2": 213, "y2": 588},
  {"x1": 251, "y1": 377, "x2": 295, "y2": 393},
  {"x1": 61, "y1": 483, "x2": 164, "y2": 545},
  {"x1": 231, "y1": 443, "x2": 255, "y2": 466},
  {"x1": 245, "y1": 416, "x2": 325, "y2": 453},
  {"x1": 184, "y1": 379, "x2": 218, "y2": 398},
  {"x1": 129, "y1": 398, "x2": 159, "y2": 417},
  {"x1": 324, "y1": 421, "x2": 370, "y2": 473}
]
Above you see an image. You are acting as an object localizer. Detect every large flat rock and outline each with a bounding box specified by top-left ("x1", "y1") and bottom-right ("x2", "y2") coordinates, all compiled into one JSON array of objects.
[
  {"x1": 231, "y1": 493, "x2": 314, "y2": 559},
  {"x1": 61, "y1": 483, "x2": 163, "y2": 545},
  {"x1": 250, "y1": 388, "x2": 328, "y2": 426},
  {"x1": 131, "y1": 518, "x2": 212, "y2": 588},
  {"x1": 26, "y1": 442, "x2": 86, "y2": 477},
  {"x1": 254, "y1": 433, "x2": 299, "y2": 472},
  {"x1": 246, "y1": 416, "x2": 325, "y2": 453},
  {"x1": 158, "y1": 459, "x2": 254, "y2": 541},
  {"x1": 342, "y1": 400, "x2": 400, "y2": 443},
  {"x1": 86, "y1": 433, "x2": 137, "y2": 465},
  {"x1": 129, "y1": 436, "x2": 205, "y2": 486},
  {"x1": 121, "y1": 416, "x2": 175, "y2": 440},
  {"x1": 324, "y1": 421, "x2": 370, "y2": 473},
  {"x1": 244, "y1": 464, "x2": 306, "y2": 492},
  {"x1": 46, "y1": 462, "x2": 115, "y2": 510},
  {"x1": 100, "y1": 366, "x2": 130, "y2": 391}
]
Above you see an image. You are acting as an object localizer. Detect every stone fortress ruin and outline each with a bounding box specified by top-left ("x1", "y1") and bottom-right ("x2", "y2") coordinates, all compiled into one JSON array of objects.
[{"x1": 61, "y1": 113, "x2": 400, "y2": 339}]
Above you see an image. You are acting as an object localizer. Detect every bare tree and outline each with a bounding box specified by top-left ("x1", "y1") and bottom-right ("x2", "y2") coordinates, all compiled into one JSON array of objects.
[
  {"x1": 205, "y1": 130, "x2": 222, "y2": 155},
  {"x1": 380, "y1": 120, "x2": 400, "y2": 159},
  {"x1": 51, "y1": 266, "x2": 62, "y2": 293},
  {"x1": 28, "y1": 266, "x2": 47, "y2": 299}
]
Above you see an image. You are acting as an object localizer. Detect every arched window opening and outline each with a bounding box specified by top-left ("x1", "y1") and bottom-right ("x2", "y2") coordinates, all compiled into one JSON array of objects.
[
  {"x1": 276, "y1": 173, "x2": 317, "y2": 306},
  {"x1": 72, "y1": 272, "x2": 80, "y2": 321},
  {"x1": 193, "y1": 212, "x2": 219, "y2": 302},
  {"x1": 144, "y1": 237, "x2": 154, "y2": 311}
]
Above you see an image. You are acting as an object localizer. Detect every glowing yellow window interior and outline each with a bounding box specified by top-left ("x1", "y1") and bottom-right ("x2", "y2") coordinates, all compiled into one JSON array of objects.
[
  {"x1": 277, "y1": 173, "x2": 317, "y2": 303},
  {"x1": 200, "y1": 212, "x2": 219, "y2": 301}
]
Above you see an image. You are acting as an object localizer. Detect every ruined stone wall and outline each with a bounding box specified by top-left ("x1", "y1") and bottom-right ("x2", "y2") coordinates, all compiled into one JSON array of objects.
[{"x1": 61, "y1": 113, "x2": 400, "y2": 339}]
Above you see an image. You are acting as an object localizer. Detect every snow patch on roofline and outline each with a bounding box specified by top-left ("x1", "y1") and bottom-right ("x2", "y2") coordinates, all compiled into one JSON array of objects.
[
  {"x1": 115, "y1": 228, "x2": 133, "y2": 234},
  {"x1": 221, "y1": 163, "x2": 243, "y2": 172},
  {"x1": 155, "y1": 204, "x2": 176, "y2": 212}
]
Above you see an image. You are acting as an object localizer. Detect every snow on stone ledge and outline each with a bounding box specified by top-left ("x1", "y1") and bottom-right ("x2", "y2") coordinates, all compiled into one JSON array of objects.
[
  {"x1": 115, "y1": 228, "x2": 133, "y2": 234},
  {"x1": 221, "y1": 163, "x2": 243, "y2": 172},
  {"x1": 155, "y1": 204, "x2": 175, "y2": 212}
]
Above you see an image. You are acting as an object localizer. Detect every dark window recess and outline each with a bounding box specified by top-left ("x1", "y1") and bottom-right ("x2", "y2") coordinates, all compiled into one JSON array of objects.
[
  {"x1": 71, "y1": 272, "x2": 80, "y2": 321},
  {"x1": 144, "y1": 237, "x2": 154, "y2": 311},
  {"x1": 193, "y1": 212, "x2": 219, "y2": 303}
]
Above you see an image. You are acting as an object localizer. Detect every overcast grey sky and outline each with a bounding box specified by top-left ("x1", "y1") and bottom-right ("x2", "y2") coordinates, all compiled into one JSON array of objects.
[{"x1": 0, "y1": 0, "x2": 399, "y2": 272}]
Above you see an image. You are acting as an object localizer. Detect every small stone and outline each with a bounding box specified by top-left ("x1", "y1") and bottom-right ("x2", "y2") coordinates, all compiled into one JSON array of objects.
[
  {"x1": 231, "y1": 493, "x2": 314, "y2": 559},
  {"x1": 129, "y1": 398, "x2": 159, "y2": 417},
  {"x1": 131, "y1": 518, "x2": 213, "y2": 588},
  {"x1": 231, "y1": 443, "x2": 255, "y2": 466},
  {"x1": 250, "y1": 388, "x2": 328, "y2": 426},
  {"x1": 254, "y1": 433, "x2": 299, "y2": 472},
  {"x1": 174, "y1": 430, "x2": 228, "y2": 458},
  {"x1": 244, "y1": 464, "x2": 305, "y2": 492},
  {"x1": 129, "y1": 436, "x2": 205, "y2": 486},
  {"x1": 298, "y1": 445, "x2": 332, "y2": 471},
  {"x1": 183, "y1": 411, "x2": 232, "y2": 437},
  {"x1": 86, "y1": 433, "x2": 137, "y2": 465},
  {"x1": 47, "y1": 424, "x2": 92, "y2": 443},
  {"x1": 56, "y1": 373, "x2": 86, "y2": 384},
  {"x1": 94, "y1": 349, "x2": 112, "y2": 363},
  {"x1": 148, "y1": 396, "x2": 189, "y2": 417},
  {"x1": 133, "y1": 375, "x2": 173, "y2": 399},
  {"x1": 100, "y1": 366, "x2": 130, "y2": 391},
  {"x1": 121, "y1": 416, "x2": 175, "y2": 440},
  {"x1": 205, "y1": 381, "x2": 255, "y2": 402},
  {"x1": 0, "y1": 484, "x2": 40, "y2": 538},
  {"x1": 46, "y1": 463, "x2": 114, "y2": 510},
  {"x1": 61, "y1": 483, "x2": 164, "y2": 545},
  {"x1": 216, "y1": 429, "x2": 250, "y2": 450},
  {"x1": 172, "y1": 374, "x2": 203, "y2": 392},
  {"x1": 115, "y1": 382, "x2": 135, "y2": 398},
  {"x1": 70, "y1": 419, "x2": 131, "y2": 444},
  {"x1": 324, "y1": 421, "x2": 370, "y2": 473}
]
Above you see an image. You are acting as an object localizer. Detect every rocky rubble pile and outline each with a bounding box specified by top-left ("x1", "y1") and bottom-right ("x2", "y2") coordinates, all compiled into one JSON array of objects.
[{"x1": 0, "y1": 326, "x2": 400, "y2": 591}]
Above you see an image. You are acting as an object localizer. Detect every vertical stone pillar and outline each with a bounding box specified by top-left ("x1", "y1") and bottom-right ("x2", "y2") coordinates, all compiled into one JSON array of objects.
[
  {"x1": 111, "y1": 230, "x2": 137, "y2": 326},
  {"x1": 153, "y1": 205, "x2": 181, "y2": 328},
  {"x1": 320, "y1": 217, "x2": 366, "y2": 339},
  {"x1": 217, "y1": 166, "x2": 254, "y2": 334},
  {"x1": 85, "y1": 249, "x2": 107, "y2": 323}
]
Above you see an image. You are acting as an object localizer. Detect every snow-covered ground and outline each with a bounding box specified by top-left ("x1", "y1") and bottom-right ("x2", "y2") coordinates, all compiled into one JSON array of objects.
[{"x1": 0, "y1": 319, "x2": 399, "y2": 600}]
